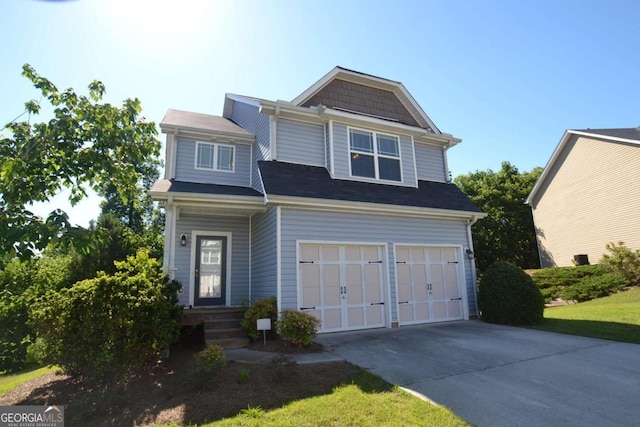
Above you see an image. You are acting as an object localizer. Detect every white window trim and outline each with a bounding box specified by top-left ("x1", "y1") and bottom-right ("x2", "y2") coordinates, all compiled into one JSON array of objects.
[
  {"x1": 347, "y1": 127, "x2": 403, "y2": 183},
  {"x1": 194, "y1": 141, "x2": 236, "y2": 173}
]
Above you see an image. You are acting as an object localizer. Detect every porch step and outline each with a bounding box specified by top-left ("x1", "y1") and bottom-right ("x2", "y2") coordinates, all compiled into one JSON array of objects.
[{"x1": 202, "y1": 309, "x2": 248, "y2": 349}]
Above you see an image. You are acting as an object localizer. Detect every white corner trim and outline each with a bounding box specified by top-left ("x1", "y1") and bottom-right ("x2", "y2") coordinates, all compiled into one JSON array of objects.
[
  {"x1": 276, "y1": 206, "x2": 282, "y2": 312},
  {"x1": 329, "y1": 121, "x2": 335, "y2": 178},
  {"x1": 270, "y1": 115, "x2": 278, "y2": 160}
]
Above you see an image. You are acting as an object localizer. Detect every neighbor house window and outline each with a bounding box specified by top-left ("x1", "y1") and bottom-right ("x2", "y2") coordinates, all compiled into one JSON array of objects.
[
  {"x1": 349, "y1": 129, "x2": 401, "y2": 181},
  {"x1": 195, "y1": 142, "x2": 235, "y2": 172}
]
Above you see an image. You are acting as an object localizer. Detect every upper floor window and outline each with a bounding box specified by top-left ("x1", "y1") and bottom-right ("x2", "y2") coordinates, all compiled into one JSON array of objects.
[
  {"x1": 195, "y1": 142, "x2": 235, "y2": 172},
  {"x1": 349, "y1": 129, "x2": 401, "y2": 182}
]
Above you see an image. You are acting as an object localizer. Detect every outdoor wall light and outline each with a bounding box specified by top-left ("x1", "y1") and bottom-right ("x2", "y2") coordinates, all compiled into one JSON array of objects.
[
  {"x1": 180, "y1": 234, "x2": 188, "y2": 246},
  {"x1": 465, "y1": 248, "x2": 474, "y2": 259}
]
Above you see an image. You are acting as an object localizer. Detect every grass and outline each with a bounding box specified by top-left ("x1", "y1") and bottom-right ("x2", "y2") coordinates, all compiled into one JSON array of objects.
[
  {"x1": 531, "y1": 288, "x2": 640, "y2": 344},
  {"x1": 0, "y1": 366, "x2": 57, "y2": 396},
  {"x1": 175, "y1": 369, "x2": 469, "y2": 427}
]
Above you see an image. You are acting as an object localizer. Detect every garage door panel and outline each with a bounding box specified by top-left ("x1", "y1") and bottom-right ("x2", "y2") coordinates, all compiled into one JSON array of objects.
[
  {"x1": 415, "y1": 302, "x2": 430, "y2": 321},
  {"x1": 323, "y1": 245, "x2": 340, "y2": 261},
  {"x1": 299, "y1": 243, "x2": 385, "y2": 333},
  {"x1": 348, "y1": 307, "x2": 364, "y2": 327},
  {"x1": 397, "y1": 246, "x2": 464, "y2": 326},
  {"x1": 447, "y1": 301, "x2": 462, "y2": 318},
  {"x1": 433, "y1": 301, "x2": 447, "y2": 320},
  {"x1": 399, "y1": 304, "x2": 413, "y2": 322},
  {"x1": 366, "y1": 306, "x2": 383, "y2": 325},
  {"x1": 396, "y1": 247, "x2": 410, "y2": 262}
]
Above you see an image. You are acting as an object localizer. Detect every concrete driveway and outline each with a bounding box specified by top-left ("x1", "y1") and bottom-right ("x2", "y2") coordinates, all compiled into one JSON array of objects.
[{"x1": 317, "y1": 321, "x2": 640, "y2": 427}]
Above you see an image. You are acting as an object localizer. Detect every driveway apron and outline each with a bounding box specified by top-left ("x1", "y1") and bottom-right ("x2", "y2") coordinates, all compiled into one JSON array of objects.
[{"x1": 317, "y1": 320, "x2": 640, "y2": 427}]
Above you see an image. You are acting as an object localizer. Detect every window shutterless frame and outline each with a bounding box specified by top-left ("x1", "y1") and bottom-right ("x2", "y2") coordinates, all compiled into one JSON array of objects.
[
  {"x1": 348, "y1": 127, "x2": 402, "y2": 182},
  {"x1": 194, "y1": 141, "x2": 235, "y2": 173}
]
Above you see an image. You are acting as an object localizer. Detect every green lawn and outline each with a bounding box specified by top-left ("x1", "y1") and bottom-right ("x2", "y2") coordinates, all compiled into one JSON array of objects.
[
  {"x1": 531, "y1": 288, "x2": 640, "y2": 344},
  {"x1": 197, "y1": 369, "x2": 468, "y2": 427},
  {"x1": 0, "y1": 366, "x2": 57, "y2": 396}
]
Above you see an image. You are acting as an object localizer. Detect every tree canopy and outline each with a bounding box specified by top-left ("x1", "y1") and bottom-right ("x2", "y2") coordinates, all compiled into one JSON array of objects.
[
  {"x1": 0, "y1": 64, "x2": 161, "y2": 259},
  {"x1": 455, "y1": 162, "x2": 542, "y2": 272}
]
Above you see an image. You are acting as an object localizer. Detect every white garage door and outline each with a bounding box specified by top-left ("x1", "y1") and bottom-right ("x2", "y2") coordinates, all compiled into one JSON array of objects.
[
  {"x1": 299, "y1": 243, "x2": 386, "y2": 333},
  {"x1": 396, "y1": 246, "x2": 464, "y2": 325}
]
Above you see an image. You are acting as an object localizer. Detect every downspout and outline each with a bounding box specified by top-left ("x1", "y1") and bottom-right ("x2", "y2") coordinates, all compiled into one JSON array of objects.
[{"x1": 466, "y1": 215, "x2": 480, "y2": 318}]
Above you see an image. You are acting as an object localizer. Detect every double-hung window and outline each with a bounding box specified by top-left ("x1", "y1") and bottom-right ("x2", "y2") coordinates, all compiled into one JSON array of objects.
[
  {"x1": 195, "y1": 142, "x2": 234, "y2": 172},
  {"x1": 349, "y1": 129, "x2": 401, "y2": 182}
]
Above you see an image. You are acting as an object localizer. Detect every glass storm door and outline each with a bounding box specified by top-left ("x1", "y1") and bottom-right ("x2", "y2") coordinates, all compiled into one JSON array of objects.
[{"x1": 195, "y1": 236, "x2": 226, "y2": 306}]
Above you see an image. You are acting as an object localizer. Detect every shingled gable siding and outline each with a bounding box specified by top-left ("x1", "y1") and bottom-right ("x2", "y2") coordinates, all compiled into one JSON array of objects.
[
  {"x1": 174, "y1": 138, "x2": 251, "y2": 186},
  {"x1": 331, "y1": 122, "x2": 417, "y2": 187},
  {"x1": 276, "y1": 119, "x2": 325, "y2": 166},
  {"x1": 414, "y1": 143, "x2": 447, "y2": 182},
  {"x1": 301, "y1": 79, "x2": 421, "y2": 128},
  {"x1": 531, "y1": 135, "x2": 640, "y2": 267},
  {"x1": 249, "y1": 207, "x2": 278, "y2": 301},
  {"x1": 279, "y1": 208, "x2": 476, "y2": 321},
  {"x1": 173, "y1": 214, "x2": 250, "y2": 306}
]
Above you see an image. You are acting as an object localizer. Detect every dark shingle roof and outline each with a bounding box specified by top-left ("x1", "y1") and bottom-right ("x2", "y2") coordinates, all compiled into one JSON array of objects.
[
  {"x1": 574, "y1": 127, "x2": 640, "y2": 141},
  {"x1": 150, "y1": 179, "x2": 262, "y2": 197},
  {"x1": 258, "y1": 161, "x2": 482, "y2": 213}
]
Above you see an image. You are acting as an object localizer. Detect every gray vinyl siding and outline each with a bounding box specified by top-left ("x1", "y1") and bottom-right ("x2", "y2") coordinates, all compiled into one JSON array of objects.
[
  {"x1": 325, "y1": 124, "x2": 331, "y2": 173},
  {"x1": 252, "y1": 114, "x2": 271, "y2": 192},
  {"x1": 174, "y1": 138, "x2": 251, "y2": 186},
  {"x1": 250, "y1": 207, "x2": 278, "y2": 301},
  {"x1": 173, "y1": 214, "x2": 250, "y2": 306},
  {"x1": 331, "y1": 122, "x2": 417, "y2": 187},
  {"x1": 230, "y1": 101, "x2": 259, "y2": 134},
  {"x1": 415, "y1": 143, "x2": 447, "y2": 182},
  {"x1": 279, "y1": 208, "x2": 476, "y2": 320},
  {"x1": 276, "y1": 119, "x2": 325, "y2": 166}
]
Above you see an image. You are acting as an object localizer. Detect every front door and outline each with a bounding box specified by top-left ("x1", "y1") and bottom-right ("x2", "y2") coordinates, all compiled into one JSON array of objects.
[{"x1": 195, "y1": 236, "x2": 227, "y2": 306}]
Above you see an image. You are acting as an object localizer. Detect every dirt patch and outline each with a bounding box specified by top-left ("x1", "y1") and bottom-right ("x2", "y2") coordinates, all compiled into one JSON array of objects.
[{"x1": 0, "y1": 334, "x2": 357, "y2": 426}]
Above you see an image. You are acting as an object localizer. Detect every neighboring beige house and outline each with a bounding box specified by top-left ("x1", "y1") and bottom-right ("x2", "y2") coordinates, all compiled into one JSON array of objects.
[{"x1": 526, "y1": 127, "x2": 640, "y2": 267}]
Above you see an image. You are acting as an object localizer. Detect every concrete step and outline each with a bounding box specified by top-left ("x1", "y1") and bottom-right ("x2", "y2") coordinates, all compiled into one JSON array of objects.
[
  {"x1": 206, "y1": 337, "x2": 250, "y2": 349},
  {"x1": 205, "y1": 327, "x2": 247, "y2": 340}
]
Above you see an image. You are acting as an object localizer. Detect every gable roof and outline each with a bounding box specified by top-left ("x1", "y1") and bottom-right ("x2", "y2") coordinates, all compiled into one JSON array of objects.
[
  {"x1": 526, "y1": 127, "x2": 640, "y2": 204},
  {"x1": 258, "y1": 161, "x2": 483, "y2": 216},
  {"x1": 291, "y1": 66, "x2": 441, "y2": 133},
  {"x1": 160, "y1": 109, "x2": 254, "y2": 140}
]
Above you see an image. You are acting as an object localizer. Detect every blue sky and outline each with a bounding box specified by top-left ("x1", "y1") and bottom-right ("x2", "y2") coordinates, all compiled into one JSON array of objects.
[{"x1": 2, "y1": 0, "x2": 639, "y2": 226}]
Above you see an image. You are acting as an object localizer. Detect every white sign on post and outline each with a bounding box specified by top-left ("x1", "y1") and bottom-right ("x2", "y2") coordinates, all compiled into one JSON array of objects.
[{"x1": 257, "y1": 318, "x2": 271, "y2": 345}]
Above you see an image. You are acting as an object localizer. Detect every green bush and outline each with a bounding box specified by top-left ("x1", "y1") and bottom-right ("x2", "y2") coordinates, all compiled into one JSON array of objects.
[
  {"x1": 561, "y1": 273, "x2": 628, "y2": 302},
  {"x1": 531, "y1": 265, "x2": 608, "y2": 302},
  {"x1": 194, "y1": 345, "x2": 227, "y2": 376},
  {"x1": 241, "y1": 297, "x2": 278, "y2": 341},
  {"x1": 30, "y1": 249, "x2": 182, "y2": 384},
  {"x1": 278, "y1": 310, "x2": 320, "y2": 346},
  {"x1": 478, "y1": 261, "x2": 544, "y2": 325},
  {"x1": 600, "y1": 242, "x2": 640, "y2": 287}
]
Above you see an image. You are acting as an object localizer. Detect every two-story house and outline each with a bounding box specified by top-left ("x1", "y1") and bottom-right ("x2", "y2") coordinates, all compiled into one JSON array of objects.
[{"x1": 149, "y1": 67, "x2": 485, "y2": 335}]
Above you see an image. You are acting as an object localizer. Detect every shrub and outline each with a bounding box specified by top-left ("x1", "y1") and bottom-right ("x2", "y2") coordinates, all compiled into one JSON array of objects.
[
  {"x1": 278, "y1": 310, "x2": 320, "y2": 346},
  {"x1": 561, "y1": 273, "x2": 628, "y2": 302},
  {"x1": 478, "y1": 261, "x2": 544, "y2": 325},
  {"x1": 194, "y1": 345, "x2": 227, "y2": 376},
  {"x1": 531, "y1": 265, "x2": 608, "y2": 302},
  {"x1": 600, "y1": 242, "x2": 640, "y2": 287},
  {"x1": 241, "y1": 297, "x2": 278, "y2": 341},
  {"x1": 30, "y1": 249, "x2": 182, "y2": 384}
]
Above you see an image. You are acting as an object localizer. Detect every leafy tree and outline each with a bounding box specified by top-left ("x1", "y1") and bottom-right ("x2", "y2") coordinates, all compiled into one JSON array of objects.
[
  {"x1": 0, "y1": 64, "x2": 161, "y2": 260},
  {"x1": 455, "y1": 162, "x2": 542, "y2": 272}
]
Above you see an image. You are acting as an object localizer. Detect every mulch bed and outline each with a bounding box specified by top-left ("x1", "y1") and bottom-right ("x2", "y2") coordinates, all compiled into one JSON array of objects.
[{"x1": 0, "y1": 332, "x2": 356, "y2": 426}]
